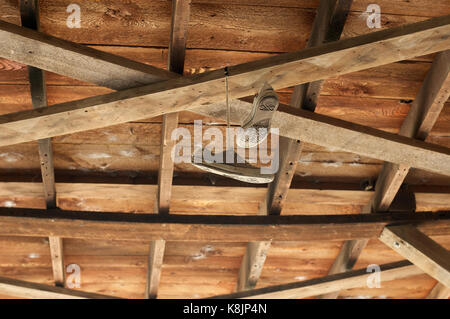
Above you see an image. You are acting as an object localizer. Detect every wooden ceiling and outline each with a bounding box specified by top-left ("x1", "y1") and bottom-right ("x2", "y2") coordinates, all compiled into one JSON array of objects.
[{"x1": 0, "y1": 0, "x2": 449, "y2": 299}]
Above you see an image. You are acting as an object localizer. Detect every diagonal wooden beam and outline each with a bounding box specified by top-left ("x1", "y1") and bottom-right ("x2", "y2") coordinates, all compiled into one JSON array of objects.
[
  {"x1": 236, "y1": 241, "x2": 271, "y2": 292},
  {"x1": 0, "y1": 20, "x2": 177, "y2": 90},
  {"x1": 157, "y1": 0, "x2": 191, "y2": 214},
  {"x1": 427, "y1": 283, "x2": 450, "y2": 299},
  {"x1": 0, "y1": 208, "x2": 448, "y2": 242},
  {"x1": 211, "y1": 260, "x2": 422, "y2": 299},
  {"x1": 145, "y1": 239, "x2": 165, "y2": 299},
  {"x1": 379, "y1": 224, "x2": 450, "y2": 288},
  {"x1": 320, "y1": 50, "x2": 450, "y2": 298},
  {"x1": 0, "y1": 275, "x2": 118, "y2": 299},
  {"x1": 371, "y1": 50, "x2": 450, "y2": 212},
  {"x1": 19, "y1": 0, "x2": 64, "y2": 289},
  {"x1": 0, "y1": 16, "x2": 449, "y2": 163},
  {"x1": 264, "y1": 0, "x2": 352, "y2": 215}
]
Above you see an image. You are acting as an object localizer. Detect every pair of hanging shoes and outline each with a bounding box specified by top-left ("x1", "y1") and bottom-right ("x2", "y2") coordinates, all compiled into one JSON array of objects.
[{"x1": 190, "y1": 82, "x2": 279, "y2": 184}]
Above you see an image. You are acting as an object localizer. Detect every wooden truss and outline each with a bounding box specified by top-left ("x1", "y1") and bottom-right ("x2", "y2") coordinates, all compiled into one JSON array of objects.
[{"x1": 0, "y1": 0, "x2": 448, "y2": 299}]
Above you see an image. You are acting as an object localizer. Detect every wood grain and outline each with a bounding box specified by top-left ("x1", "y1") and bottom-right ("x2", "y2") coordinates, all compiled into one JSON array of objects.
[
  {"x1": 379, "y1": 225, "x2": 450, "y2": 288},
  {"x1": 0, "y1": 208, "x2": 448, "y2": 242}
]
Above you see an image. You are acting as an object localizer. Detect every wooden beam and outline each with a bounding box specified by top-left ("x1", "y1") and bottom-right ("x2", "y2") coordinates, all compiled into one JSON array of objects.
[
  {"x1": 0, "y1": 181, "x2": 449, "y2": 214},
  {"x1": 48, "y1": 236, "x2": 65, "y2": 287},
  {"x1": 149, "y1": 1, "x2": 191, "y2": 299},
  {"x1": 145, "y1": 239, "x2": 165, "y2": 299},
  {"x1": 157, "y1": 0, "x2": 191, "y2": 214},
  {"x1": 211, "y1": 261, "x2": 422, "y2": 299},
  {"x1": 0, "y1": 208, "x2": 448, "y2": 242},
  {"x1": 0, "y1": 17, "x2": 449, "y2": 173},
  {"x1": 19, "y1": 0, "x2": 64, "y2": 289},
  {"x1": 372, "y1": 50, "x2": 450, "y2": 212},
  {"x1": 264, "y1": 0, "x2": 351, "y2": 215},
  {"x1": 236, "y1": 241, "x2": 271, "y2": 291},
  {"x1": 427, "y1": 283, "x2": 450, "y2": 299},
  {"x1": 0, "y1": 276, "x2": 118, "y2": 299},
  {"x1": 245, "y1": 0, "x2": 352, "y2": 294},
  {"x1": 320, "y1": 50, "x2": 450, "y2": 299},
  {"x1": 379, "y1": 224, "x2": 450, "y2": 288},
  {"x1": 0, "y1": 100, "x2": 449, "y2": 180},
  {"x1": 0, "y1": 20, "x2": 177, "y2": 91}
]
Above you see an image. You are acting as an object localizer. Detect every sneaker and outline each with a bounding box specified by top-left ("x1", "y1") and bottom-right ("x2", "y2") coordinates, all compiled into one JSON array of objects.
[
  {"x1": 191, "y1": 149, "x2": 274, "y2": 184},
  {"x1": 236, "y1": 83, "x2": 279, "y2": 148}
]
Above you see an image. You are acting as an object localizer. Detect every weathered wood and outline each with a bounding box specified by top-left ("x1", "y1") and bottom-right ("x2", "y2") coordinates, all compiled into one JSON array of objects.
[
  {"x1": 211, "y1": 260, "x2": 422, "y2": 299},
  {"x1": 319, "y1": 51, "x2": 450, "y2": 299},
  {"x1": 20, "y1": 0, "x2": 64, "y2": 291},
  {"x1": 236, "y1": 241, "x2": 271, "y2": 291},
  {"x1": 426, "y1": 283, "x2": 450, "y2": 299},
  {"x1": 157, "y1": 0, "x2": 191, "y2": 214},
  {"x1": 1, "y1": 182, "x2": 449, "y2": 214},
  {"x1": 0, "y1": 208, "x2": 448, "y2": 242},
  {"x1": 145, "y1": 239, "x2": 165, "y2": 299},
  {"x1": 372, "y1": 51, "x2": 450, "y2": 212},
  {"x1": 265, "y1": 0, "x2": 351, "y2": 215},
  {"x1": 0, "y1": 17, "x2": 449, "y2": 174},
  {"x1": 48, "y1": 236, "x2": 64, "y2": 287},
  {"x1": 379, "y1": 224, "x2": 450, "y2": 288},
  {"x1": 0, "y1": 20, "x2": 177, "y2": 91},
  {"x1": 0, "y1": 275, "x2": 118, "y2": 299},
  {"x1": 19, "y1": 0, "x2": 55, "y2": 206}
]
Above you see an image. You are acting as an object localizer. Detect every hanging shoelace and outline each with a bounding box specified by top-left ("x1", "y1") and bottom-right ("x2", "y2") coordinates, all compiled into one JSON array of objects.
[{"x1": 225, "y1": 66, "x2": 230, "y2": 130}]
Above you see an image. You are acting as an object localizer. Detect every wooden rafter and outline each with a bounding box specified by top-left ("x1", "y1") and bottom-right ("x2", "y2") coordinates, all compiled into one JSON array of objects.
[
  {"x1": 0, "y1": 17, "x2": 448, "y2": 177},
  {"x1": 212, "y1": 261, "x2": 422, "y2": 299},
  {"x1": 427, "y1": 283, "x2": 450, "y2": 299},
  {"x1": 379, "y1": 225, "x2": 450, "y2": 288},
  {"x1": 145, "y1": 240, "x2": 166, "y2": 299},
  {"x1": 0, "y1": 208, "x2": 448, "y2": 242},
  {"x1": 320, "y1": 50, "x2": 450, "y2": 299},
  {"x1": 238, "y1": 0, "x2": 353, "y2": 294},
  {"x1": 0, "y1": 20, "x2": 176, "y2": 90},
  {"x1": 19, "y1": 0, "x2": 64, "y2": 288},
  {"x1": 264, "y1": 0, "x2": 352, "y2": 215},
  {"x1": 0, "y1": 276, "x2": 118, "y2": 299},
  {"x1": 148, "y1": 1, "x2": 191, "y2": 299},
  {"x1": 157, "y1": 0, "x2": 191, "y2": 214},
  {"x1": 236, "y1": 241, "x2": 271, "y2": 292},
  {"x1": 372, "y1": 50, "x2": 450, "y2": 212}
]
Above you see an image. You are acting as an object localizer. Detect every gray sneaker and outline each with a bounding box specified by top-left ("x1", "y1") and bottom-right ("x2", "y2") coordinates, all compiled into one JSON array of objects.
[
  {"x1": 236, "y1": 83, "x2": 279, "y2": 148},
  {"x1": 191, "y1": 149, "x2": 274, "y2": 184}
]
